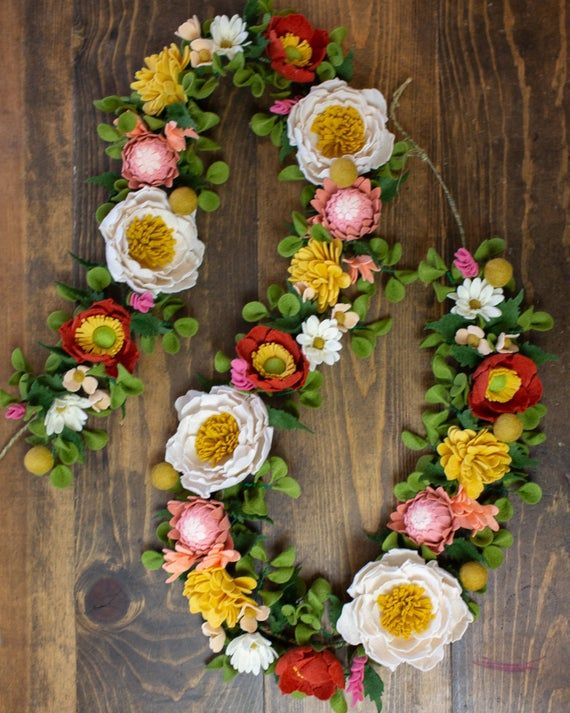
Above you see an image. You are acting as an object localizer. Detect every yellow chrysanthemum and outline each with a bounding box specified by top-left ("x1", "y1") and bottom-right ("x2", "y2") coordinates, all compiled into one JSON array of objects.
[
  {"x1": 183, "y1": 567, "x2": 258, "y2": 628},
  {"x1": 288, "y1": 239, "x2": 351, "y2": 312},
  {"x1": 131, "y1": 43, "x2": 190, "y2": 116},
  {"x1": 437, "y1": 426, "x2": 511, "y2": 499},
  {"x1": 311, "y1": 105, "x2": 366, "y2": 158}
]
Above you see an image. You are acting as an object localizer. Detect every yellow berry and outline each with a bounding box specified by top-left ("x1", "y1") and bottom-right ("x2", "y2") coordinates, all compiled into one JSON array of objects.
[
  {"x1": 168, "y1": 187, "x2": 198, "y2": 215},
  {"x1": 151, "y1": 462, "x2": 179, "y2": 491},
  {"x1": 24, "y1": 445, "x2": 54, "y2": 476},
  {"x1": 459, "y1": 561, "x2": 488, "y2": 591},
  {"x1": 329, "y1": 157, "x2": 358, "y2": 188},
  {"x1": 493, "y1": 413, "x2": 524, "y2": 443},
  {"x1": 484, "y1": 258, "x2": 513, "y2": 287}
]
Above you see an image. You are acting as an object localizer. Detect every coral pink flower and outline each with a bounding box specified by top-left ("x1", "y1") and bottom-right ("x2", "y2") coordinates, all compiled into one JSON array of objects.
[
  {"x1": 5, "y1": 403, "x2": 25, "y2": 420},
  {"x1": 346, "y1": 656, "x2": 367, "y2": 707},
  {"x1": 269, "y1": 96, "x2": 301, "y2": 115},
  {"x1": 230, "y1": 358, "x2": 256, "y2": 391},
  {"x1": 311, "y1": 178, "x2": 381, "y2": 241},
  {"x1": 343, "y1": 255, "x2": 381, "y2": 284},
  {"x1": 162, "y1": 497, "x2": 238, "y2": 583},
  {"x1": 128, "y1": 291, "x2": 155, "y2": 313},
  {"x1": 450, "y1": 486, "x2": 500, "y2": 532},
  {"x1": 121, "y1": 133, "x2": 180, "y2": 189},
  {"x1": 453, "y1": 248, "x2": 479, "y2": 278},
  {"x1": 388, "y1": 486, "x2": 459, "y2": 554},
  {"x1": 164, "y1": 120, "x2": 199, "y2": 152}
]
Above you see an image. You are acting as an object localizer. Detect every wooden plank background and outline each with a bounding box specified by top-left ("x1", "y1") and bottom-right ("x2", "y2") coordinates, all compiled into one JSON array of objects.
[{"x1": 0, "y1": 1, "x2": 568, "y2": 711}]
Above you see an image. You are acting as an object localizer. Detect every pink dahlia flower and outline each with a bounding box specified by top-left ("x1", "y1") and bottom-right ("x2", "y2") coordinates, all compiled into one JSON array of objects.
[
  {"x1": 121, "y1": 133, "x2": 180, "y2": 189},
  {"x1": 453, "y1": 247, "x2": 479, "y2": 278},
  {"x1": 230, "y1": 357, "x2": 256, "y2": 391},
  {"x1": 310, "y1": 177, "x2": 381, "y2": 241},
  {"x1": 388, "y1": 486, "x2": 459, "y2": 554},
  {"x1": 5, "y1": 403, "x2": 26, "y2": 420},
  {"x1": 450, "y1": 486, "x2": 500, "y2": 533},
  {"x1": 162, "y1": 497, "x2": 239, "y2": 583},
  {"x1": 346, "y1": 656, "x2": 367, "y2": 707}
]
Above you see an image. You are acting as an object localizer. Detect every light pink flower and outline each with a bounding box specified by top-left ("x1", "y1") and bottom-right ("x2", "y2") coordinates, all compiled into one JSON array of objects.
[
  {"x1": 496, "y1": 332, "x2": 520, "y2": 354},
  {"x1": 5, "y1": 403, "x2": 25, "y2": 420},
  {"x1": 114, "y1": 113, "x2": 149, "y2": 138},
  {"x1": 63, "y1": 365, "x2": 98, "y2": 395},
  {"x1": 311, "y1": 178, "x2": 381, "y2": 241},
  {"x1": 453, "y1": 248, "x2": 479, "y2": 278},
  {"x1": 239, "y1": 603, "x2": 270, "y2": 633},
  {"x1": 343, "y1": 255, "x2": 381, "y2": 284},
  {"x1": 331, "y1": 303, "x2": 359, "y2": 332},
  {"x1": 450, "y1": 486, "x2": 500, "y2": 532},
  {"x1": 454, "y1": 325, "x2": 492, "y2": 355},
  {"x1": 230, "y1": 358, "x2": 256, "y2": 391},
  {"x1": 346, "y1": 656, "x2": 367, "y2": 707},
  {"x1": 190, "y1": 38, "x2": 215, "y2": 67},
  {"x1": 201, "y1": 621, "x2": 225, "y2": 652},
  {"x1": 292, "y1": 281, "x2": 316, "y2": 302},
  {"x1": 89, "y1": 390, "x2": 111, "y2": 413},
  {"x1": 269, "y1": 96, "x2": 301, "y2": 115},
  {"x1": 162, "y1": 497, "x2": 238, "y2": 583},
  {"x1": 128, "y1": 291, "x2": 155, "y2": 314},
  {"x1": 121, "y1": 134, "x2": 180, "y2": 189},
  {"x1": 175, "y1": 15, "x2": 201, "y2": 42},
  {"x1": 164, "y1": 121, "x2": 199, "y2": 152}
]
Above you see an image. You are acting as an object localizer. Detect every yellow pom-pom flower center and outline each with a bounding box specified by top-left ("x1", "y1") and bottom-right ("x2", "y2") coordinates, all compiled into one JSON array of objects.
[
  {"x1": 311, "y1": 105, "x2": 366, "y2": 159},
  {"x1": 126, "y1": 214, "x2": 176, "y2": 270},
  {"x1": 288, "y1": 239, "x2": 352, "y2": 312},
  {"x1": 485, "y1": 368, "x2": 522, "y2": 403},
  {"x1": 251, "y1": 343, "x2": 296, "y2": 379},
  {"x1": 75, "y1": 316, "x2": 125, "y2": 356},
  {"x1": 280, "y1": 33, "x2": 313, "y2": 67},
  {"x1": 195, "y1": 412, "x2": 240, "y2": 465},
  {"x1": 377, "y1": 583, "x2": 434, "y2": 639}
]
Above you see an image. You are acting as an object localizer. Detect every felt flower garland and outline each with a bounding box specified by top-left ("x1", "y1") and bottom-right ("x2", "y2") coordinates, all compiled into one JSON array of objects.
[{"x1": 135, "y1": 3, "x2": 555, "y2": 712}]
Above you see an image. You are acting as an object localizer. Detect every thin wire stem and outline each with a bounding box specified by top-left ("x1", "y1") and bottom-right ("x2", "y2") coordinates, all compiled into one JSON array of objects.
[{"x1": 0, "y1": 421, "x2": 31, "y2": 462}]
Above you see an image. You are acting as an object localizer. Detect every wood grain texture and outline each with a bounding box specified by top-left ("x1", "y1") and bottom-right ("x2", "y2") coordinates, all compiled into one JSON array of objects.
[{"x1": 0, "y1": 1, "x2": 568, "y2": 712}]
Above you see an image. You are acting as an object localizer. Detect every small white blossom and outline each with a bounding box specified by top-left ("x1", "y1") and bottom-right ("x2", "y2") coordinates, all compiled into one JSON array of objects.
[
  {"x1": 210, "y1": 14, "x2": 250, "y2": 60},
  {"x1": 448, "y1": 277, "x2": 504, "y2": 322},
  {"x1": 44, "y1": 394, "x2": 91, "y2": 436},
  {"x1": 296, "y1": 315, "x2": 343, "y2": 370},
  {"x1": 226, "y1": 633, "x2": 277, "y2": 676}
]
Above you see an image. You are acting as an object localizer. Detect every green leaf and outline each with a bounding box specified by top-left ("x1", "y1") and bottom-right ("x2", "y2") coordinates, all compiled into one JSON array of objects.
[
  {"x1": 141, "y1": 550, "x2": 164, "y2": 571},
  {"x1": 474, "y1": 237, "x2": 506, "y2": 261},
  {"x1": 277, "y1": 293, "x2": 300, "y2": 317},
  {"x1": 116, "y1": 110, "x2": 138, "y2": 133},
  {"x1": 384, "y1": 277, "x2": 406, "y2": 303},
  {"x1": 493, "y1": 529, "x2": 514, "y2": 548},
  {"x1": 83, "y1": 429, "x2": 109, "y2": 451},
  {"x1": 243, "y1": 487, "x2": 268, "y2": 516},
  {"x1": 352, "y1": 294, "x2": 371, "y2": 320},
  {"x1": 432, "y1": 355, "x2": 455, "y2": 382},
  {"x1": 162, "y1": 332, "x2": 181, "y2": 355},
  {"x1": 330, "y1": 690, "x2": 348, "y2": 713},
  {"x1": 267, "y1": 406, "x2": 312, "y2": 432},
  {"x1": 95, "y1": 202, "x2": 115, "y2": 223},
  {"x1": 425, "y1": 384, "x2": 450, "y2": 406},
  {"x1": 11, "y1": 348, "x2": 30, "y2": 372},
  {"x1": 394, "y1": 482, "x2": 418, "y2": 501},
  {"x1": 426, "y1": 313, "x2": 467, "y2": 339},
  {"x1": 214, "y1": 351, "x2": 231, "y2": 373},
  {"x1": 267, "y1": 566, "x2": 295, "y2": 584},
  {"x1": 363, "y1": 663, "x2": 385, "y2": 713},
  {"x1": 450, "y1": 345, "x2": 483, "y2": 369},
  {"x1": 310, "y1": 223, "x2": 332, "y2": 242},
  {"x1": 516, "y1": 482, "x2": 542, "y2": 505},
  {"x1": 350, "y1": 334, "x2": 374, "y2": 358},
  {"x1": 198, "y1": 190, "x2": 220, "y2": 212},
  {"x1": 367, "y1": 317, "x2": 393, "y2": 337},
  {"x1": 518, "y1": 404, "x2": 547, "y2": 430},
  {"x1": 381, "y1": 531, "x2": 399, "y2": 552},
  {"x1": 174, "y1": 317, "x2": 199, "y2": 339},
  {"x1": 401, "y1": 431, "x2": 428, "y2": 450},
  {"x1": 294, "y1": 622, "x2": 316, "y2": 645},
  {"x1": 86, "y1": 266, "x2": 112, "y2": 291},
  {"x1": 278, "y1": 164, "x2": 305, "y2": 182},
  {"x1": 242, "y1": 301, "x2": 269, "y2": 322},
  {"x1": 116, "y1": 364, "x2": 144, "y2": 396},
  {"x1": 495, "y1": 497, "x2": 514, "y2": 522},
  {"x1": 206, "y1": 161, "x2": 230, "y2": 185},
  {"x1": 47, "y1": 310, "x2": 70, "y2": 332},
  {"x1": 50, "y1": 464, "x2": 73, "y2": 488},
  {"x1": 483, "y1": 545, "x2": 504, "y2": 569},
  {"x1": 0, "y1": 389, "x2": 15, "y2": 407},
  {"x1": 277, "y1": 235, "x2": 304, "y2": 257},
  {"x1": 329, "y1": 26, "x2": 347, "y2": 44},
  {"x1": 97, "y1": 123, "x2": 121, "y2": 142},
  {"x1": 250, "y1": 112, "x2": 277, "y2": 136},
  {"x1": 272, "y1": 476, "x2": 301, "y2": 498},
  {"x1": 93, "y1": 95, "x2": 124, "y2": 113},
  {"x1": 271, "y1": 546, "x2": 296, "y2": 568},
  {"x1": 418, "y1": 261, "x2": 446, "y2": 283}
]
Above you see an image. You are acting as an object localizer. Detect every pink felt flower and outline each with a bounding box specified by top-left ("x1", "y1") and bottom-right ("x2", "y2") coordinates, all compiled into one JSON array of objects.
[
  {"x1": 388, "y1": 486, "x2": 459, "y2": 554},
  {"x1": 269, "y1": 96, "x2": 301, "y2": 115},
  {"x1": 453, "y1": 248, "x2": 479, "y2": 278},
  {"x1": 164, "y1": 120, "x2": 199, "y2": 152},
  {"x1": 343, "y1": 255, "x2": 381, "y2": 284},
  {"x1": 128, "y1": 291, "x2": 155, "y2": 314},
  {"x1": 230, "y1": 358, "x2": 256, "y2": 391},
  {"x1": 346, "y1": 656, "x2": 367, "y2": 707},
  {"x1": 311, "y1": 178, "x2": 381, "y2": 241},
  {"x1": 162, "y1": 497, "x2": 239, "y2": 583},
  {"x1": 5, "y1": 403, "x2": 25, "y2": 420},
  {"x1": 450, "y1": 486, "x2": 500, "y2": 532},
  {"x1": 121, "y1": 133, "x2": 180, "y2": 189}
]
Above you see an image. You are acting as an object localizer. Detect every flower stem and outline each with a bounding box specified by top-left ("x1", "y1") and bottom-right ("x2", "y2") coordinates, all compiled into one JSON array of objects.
[
  {"x1": 389, "y1": 77, "x2": 467, "y2": 248},
  {"x1": 0, "y1": 421, "x2": 32, "y2": 462}
]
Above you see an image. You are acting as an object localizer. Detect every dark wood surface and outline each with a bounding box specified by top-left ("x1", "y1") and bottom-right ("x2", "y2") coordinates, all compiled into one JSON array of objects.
[{"x1": 0, "y1": 1, "x2": 568, "y2": 711}]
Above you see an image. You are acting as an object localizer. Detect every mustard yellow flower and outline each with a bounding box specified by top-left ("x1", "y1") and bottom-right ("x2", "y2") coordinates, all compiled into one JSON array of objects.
[
  {"x1": 131, "y1": 44, "x2": 190, "y2": 116},
  {"x1": 288, "y1": 239, "x2": 351, "y2": 312},
  {"x1": 437, "y1": 426, "x2": 511, "y2": 499},
  {"x1": 183, "y1": 567, "x2": 258, "y2": 628}
]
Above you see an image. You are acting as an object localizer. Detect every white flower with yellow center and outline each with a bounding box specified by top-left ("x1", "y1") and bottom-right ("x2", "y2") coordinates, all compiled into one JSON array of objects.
[
  {"x1": 62, "y1": 365, "x2": 98, "y2": 394},
  {"x1": 210, "y1": 14, "x2": 250, "y2": 59},
  {"x1": 448, "y1": 277, "x2": 504, "y2": 321},
  {"x1": 165, "y1": 386, "x2": 273, "y2": 497},
  {"x1": 287, "y1": 78, "x2": 395, "y2": 185},
  {"x1": 296, "y1": 315, "x2": 343, "y2": 370},
  {"x1": 336, "y1": 549, "x2": 473, "y2": 672},
  {"x1": 99, "y1": 187, "x2": 205, "y2": 295},
  {"x1": 44, "y1": 394, "x2": 92, "y2": 436},
  {"x1": 225, "y1": 633, "x2": 277, "y2": 676}
]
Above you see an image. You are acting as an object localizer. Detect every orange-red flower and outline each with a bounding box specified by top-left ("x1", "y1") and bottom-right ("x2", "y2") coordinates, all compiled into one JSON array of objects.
[
  {"x1": 275, "y1": 646, "x2": 345, "y2": 701},
  {"x1": 265, "y1": 14, "x2": 329, "y2": 83}
]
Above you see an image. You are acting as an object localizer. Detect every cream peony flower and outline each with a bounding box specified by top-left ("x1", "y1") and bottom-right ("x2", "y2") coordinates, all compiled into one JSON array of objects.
[
  {"x1": 287, "y1": 79, "x2": 395, "y2": 185},
  {"x1": 210, "y1": 14, "x2": 250, "y2": 59},
  {"x1": 99, "y1": 187, "x2": 205, "y2": 295},
  {"x1": 165, "y1": 386, "x2": 273, "y2": 497},
  {"x1": 226, "y1": 633, "x2": 277, "y2": 676},
  {"x1": 44, "y1": 394, "x2": 91, "y2": 436},
  {"x1": 336, "y1": 549, "x2": 472, "y2": 672},
  {"x1": 448, "y1": 277, "x2": 504, "y2": 322}
]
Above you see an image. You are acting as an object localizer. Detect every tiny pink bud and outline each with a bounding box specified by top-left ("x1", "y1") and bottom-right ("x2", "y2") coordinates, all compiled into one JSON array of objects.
[
  {"x1": 5, "y1": 403, "x2": 26, "y2": 420},
  {"x1": 128, "y1": 291, "x2": 155, "y2": 313}
]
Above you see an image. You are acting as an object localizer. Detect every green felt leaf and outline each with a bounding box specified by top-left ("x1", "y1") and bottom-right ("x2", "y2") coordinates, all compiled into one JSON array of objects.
[
  {"x1": 291, "y1": 211, "x2": 308, "y2": 236},
  {"x1": 266, "y1": 284, "x2": 284, "y2": 307},
  {"x1": 381, "y1": 531, "x2": 399, "y2": 552},
  {"x1": 267, "y1": 566, "x2": 295, "y2": 584},
  {"x1": 93, "y1": 95, "x2": 124, "y2": 113},
  {"x1": 86, "y1": 266, "x2": 112, "y2": 291},
  {"x1": 242, "y1": 301, "x2": 269, "y2": 322},
  {"x1": 243, "y1": 487, "x2": 268, "y2": 516},
  {"x1": 11, "y1": 348, "x2": 30, "y2": 373},
  {"x1": 116, "y1": 110, "x2": 138, "y2": 133},
  {"x1": 474, "y1": 237, "x2": 506, "y2": 261},
  {"x1": 316, "y1": 60, "x2": 336, "y2": 81},
  {"x1": 394, "y1": 482, "x2": 417, "y2": 501},
  {"x1": 495, "y1": 497, "x2": 514, "y2": 522},
  {"x1": 426, "y1": 313, "x2": 467, "y2": 339},
  {"x1": 450, "y1": 345, "x2": 483, "y2": 368},
  {"x1": 267, "y1": 407, "x2": 311, "y2": 432},
  {"x1": 50, "y1": 464, "x2": 73, "y2": 488},
  {"x1": 47, "y1": 310, "x2": 70, "y2": 332},
  {"x1": 214, "y1": 351, "x2": 231, "y2": 373},
  {"x1": 351, "y1": 335, "x2": 374, "y2": 358},
  {"x1": 310, "y1": 223, "x2": 332, "y2": 242},
  {"x1": 83, "y1": 429, "x2": 109, "y2": 451},
  {"x1": 116, "y1": 364, "x2": 144, "y2": 396},
  {"x1": 401, "y1": 430, "x2": 428, "y2": 450},
  {"x1": 0, "y1": 389, "x2": 15, "y2": 407},
  {"x1": 162, "y1": 332, "x2": 181, "y2": 355},
  {"x1": 278, "y1": 164, "x2": 305, "y2": 182},
  {"x1": 384, "y1": 277, "x2": 406, "y2": 303},
  {"x1": 483, "y1": 545, "x2": 504, "y2": 569},
  {"x1": 271, "y1": 546, "x2": 296, "y2": 568},
  {"x1": 330, "y1": 690, "x2": 348, "y2": 713},
  {"x1": 425, "y1": 384, "x2": 450, "y2": 406},
  {"x1": 518, "y1": 404, "x2": 547, "y2": 430},
  {"x1": 206, "y1": 161, "x2": 230, "y2": 185},
  {"x1": 272, "y1": 476, "x2": 301, "y2": 499},
  {"x1": 363, "y1": 662, "x2": 385, "y2": 713},
  {"x1": 367, "y1": 317, "x2": 393, "y2": 337},
  {"x1": 493, "y1": 529, "x2": 514, "y2": 548},
  {"x1": 198, "y1": 189, "x2": 220, "y2": 212},
  {"x1": 432, "y1": 355, "x2": 455, "y2": 382},
  {"x1": 278, "y1": 293, "x2": 300, "y2": 317},
  {"x1": 97, "y1": 123, "x2": 121, "y2": 142},
  {"x1": 141, "y1": 550, "x2": 164, "y2": 571},
  {"x1": 95, "y1": 202, "x2": 115, "y2": 223},
  {"x1": 174, "y1": 317, "x2": 199, "y2": 339},
  {"x1": 516, "y1": 482, "x2": 542, "y2": 505},
  {"x1": 277, "y1": 235, "x2": 304, "y2": 257}
]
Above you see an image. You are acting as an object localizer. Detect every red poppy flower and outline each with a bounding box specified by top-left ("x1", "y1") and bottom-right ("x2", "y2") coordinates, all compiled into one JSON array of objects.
[
  {"x1": 275, "y1": 646, "x2": 345, "y2": 701},
  {"x1": 468, "y1": 353, "x2": 542, "y2": 422},
  {"x1": 59, "y1": 298, "x2": 139, "y2": 377},
  {"x1": 235, "y1": 325, "x2": 309, "y2": 393},
  {"x1": 265, "y1": 14, "x2": 329, "y2": 83}
]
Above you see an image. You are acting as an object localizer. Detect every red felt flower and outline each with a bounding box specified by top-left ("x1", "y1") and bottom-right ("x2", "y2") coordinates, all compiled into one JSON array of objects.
[
  {"x1": 275, "y1": 646, "x2": 345, "y2": 701},
  {"x1": 59, "y1": 298, "x2": 139, "y2": 377},
  {"x1": 235, "y1": 325, "x2": 309, "y2": 393},
  {"x1": 468, "y1": 353, "x2": 542, "y2": 422},
  {"x1": 265, "y1": 14, "x2": 329, "y2": 83}
]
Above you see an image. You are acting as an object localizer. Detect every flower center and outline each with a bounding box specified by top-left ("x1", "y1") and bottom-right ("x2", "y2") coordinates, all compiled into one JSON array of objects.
[
  {"x1": 466, "y1": 334, "x2": 481, "y2": 347},
  {"x1": 377, "y1": 583, "x2": 434, "y2": 639},
  {"x1": 74, "y1": 316, "x2": 125, "y2": 356},
  {"x1": 73, "y1": 370, "x2": 86, "y2": 383},
  {"x1": 312, "y1": 337, "x2": 325, "y2": 350},
  {"x1": 126, "y1": 214, "x2": 176, "y2": 270},
  {"x1": 485, "y1": 367, "x2": 522, "y2": 403},
  {"x1": 279, "y1": 33, "x2": 313, "y2": 67},
  {"x1": 251, "y1": 343, "x2": 296, "y2": 379},
  {"x1": 335, "y1": 311, "x2": 346, "y2": 326},
  {"x1": 195, "y1": 412, "x2": 240, "y2": 465},
  {"x1": 311, "y1": 105, "x2": 366, "y2": 159},
  {"x1": 178, "y1": 511, "x2": 216, "y2": 549},
  {"x1": 468, "y1": 298, "x2": 482, "y2": 310},
  {"x1": 198, "y1": 48, "x2": 212, "y2": 63}
]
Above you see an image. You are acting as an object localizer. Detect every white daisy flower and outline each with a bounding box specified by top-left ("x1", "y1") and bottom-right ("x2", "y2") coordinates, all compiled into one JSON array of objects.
[
  {"x1": 210, "y1": 14, "x2": 250, "y2": 60},
  {"x1": 44, "y1": 394, "x2": 91, "y2": 436},
  {"x1": 448, "y1": 277, "x2": 504, "y2": 321},
  {"x1": 296, "y1": 315, "x2": 343, "y2": 370},
  {"x1": 225, "y1": 633, "x2": 277, "y2": 676}
]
